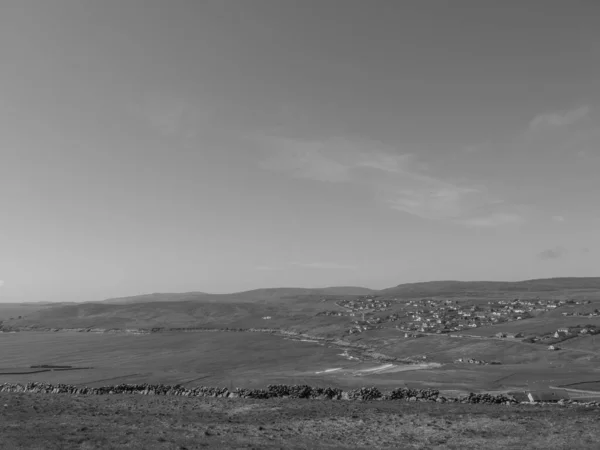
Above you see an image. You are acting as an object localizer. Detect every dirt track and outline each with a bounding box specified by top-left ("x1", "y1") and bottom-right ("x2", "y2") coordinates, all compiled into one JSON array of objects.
[{"x1": 2, "y1": 392, "x2": 600, "y2": 449}]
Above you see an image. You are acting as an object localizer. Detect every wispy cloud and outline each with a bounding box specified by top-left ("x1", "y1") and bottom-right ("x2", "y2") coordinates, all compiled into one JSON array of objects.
[
  {"x1": 260, "y1": 135, "x2": 521, "y2": 227},
  {"x1": 552, "y1": 215, "x2": 566, "y2": 222},
  {"x1": 458, "y1": 213, "x2": 525, "y2": 228},
  {"x1": 384, "y1": 185, "x2": 482, "y2": 221},
  {"x1": 291, "y1": 262, "x2": 357, "y2": 270},
  {"x1": 538, "y1": 246, "x2": 569, "y2": 260},
  {"x1": 529, "y1": 106, "x2": 590, "y2": 130},
  {"x1": 259, "y1": 138, "x2": 353, "y2": 182},
  {"x1": 0, "y1": 280, "x2": 4, "y2": 287}
]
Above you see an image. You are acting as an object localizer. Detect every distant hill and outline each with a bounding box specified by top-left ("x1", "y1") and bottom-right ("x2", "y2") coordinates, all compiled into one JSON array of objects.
[
  {"x1": 5, "y1": 277, "x2": 600, "y2": 333},
  {"x1": 101, "y1": 292, "x2": 212, "y2": 304},
  {"x1": 101, "y1": 286, "x2": 374, "y2": 305},
  {"x1": 379, "y1": 278, "x2": 600, "y2": 298},
  {"x1": 319, "y1": 286, "x2": 375, "y2": 296}
]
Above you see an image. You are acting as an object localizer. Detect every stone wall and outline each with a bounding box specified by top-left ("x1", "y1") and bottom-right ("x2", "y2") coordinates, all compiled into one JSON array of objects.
[{"x1": 2, "y1": 382, "x2": 599, "y2": 407}]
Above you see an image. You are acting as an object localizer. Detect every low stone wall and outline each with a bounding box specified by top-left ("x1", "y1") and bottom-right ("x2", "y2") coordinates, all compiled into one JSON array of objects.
[{"x1": 1, "y1": 382, "x2": 599, "y2": 407}]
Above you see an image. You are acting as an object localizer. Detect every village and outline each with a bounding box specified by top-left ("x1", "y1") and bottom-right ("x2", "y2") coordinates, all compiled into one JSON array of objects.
[
  {"x1": 330, "y1": 295, "x2": 598, "y2": 336},
  {"x1": 523, "y1": 324, "x2": 600, "y2": 349}
]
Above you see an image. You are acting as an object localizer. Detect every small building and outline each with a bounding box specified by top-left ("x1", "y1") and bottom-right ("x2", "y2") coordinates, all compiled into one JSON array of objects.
[{"x1": 526, "y1": 390, "x2": 569, "y2": 403}]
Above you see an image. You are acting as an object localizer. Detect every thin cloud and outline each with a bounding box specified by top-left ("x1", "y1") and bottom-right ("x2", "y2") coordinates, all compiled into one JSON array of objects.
[
  {"x1": 552, "y1": 215, "x2": 566, "y2": 222},
  {"x1": 457, "y1": 212, "x2": 525, "y2": 228},
  {"x1": 259, "y1": 136, "x2": 416, "y2": 183},
  {"x1": 259, "y1": 138, "x2": 352, "y2": 182},
  {"x1": 529, "y1": 106, "x2": 590, "y2": 130},
  {"x1": 538, "y1": 247, "x2": 569, "y2": 260},
  {"x1": 0, "y1": 280, "x2": 4, "y2": 287},
  {"x1": 385, "y1": 185, "x2": 481, "y2": 221},
  {"x1": 260, "y1": 135, "x2": 517, "y2": 227}
]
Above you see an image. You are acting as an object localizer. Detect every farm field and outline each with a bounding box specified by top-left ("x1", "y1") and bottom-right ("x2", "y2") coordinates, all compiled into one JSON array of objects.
[
  {"x1": 2, "y1": 392, "x2": 600, "y2": 449},
  {"x1": 2, "y1": 331, "x2": 600, "y2": 393},
  {"x1": 558, "y1": 381, "x2": 600, "y2": 392},
  {"x1": 465, "y1": 314, "x2": 600, "y2": 338},
  {"x1": 3, "y1": 278, "x2": 600, "y2": 394},
  {"x1": 0, "y1": 332, "x2": 356, "y2": 388}
]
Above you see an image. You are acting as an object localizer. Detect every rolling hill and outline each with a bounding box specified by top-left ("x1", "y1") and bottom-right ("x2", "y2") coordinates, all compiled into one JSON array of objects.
[
  {"x1": 379, "y1": 278, "x2": 600, "y2": 298},
  {"x1": 3, "y1": 277, "x2": 600, "y2": 334},
  {"x1": 101, "y1": 286, "x2": 375, "y2": 304}
]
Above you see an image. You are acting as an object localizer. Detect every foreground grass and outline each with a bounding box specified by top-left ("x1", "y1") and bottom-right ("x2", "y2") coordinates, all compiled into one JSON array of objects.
[{"x1": 2, "y1": 393, "x2": 600, "y2": 449}]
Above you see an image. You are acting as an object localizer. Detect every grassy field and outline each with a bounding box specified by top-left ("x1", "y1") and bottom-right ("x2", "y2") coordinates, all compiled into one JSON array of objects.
[
  {"x1": 0, "y1": 332, "x2": 356, "y2": 388},
  {"x1": 2, "y1": 331, "x2": 600, "y2": 393},
  {"x1": 466, "y1": 314, "x2": 600, "y2": 338},
  {"x1": 558, "y1": 381, "x2": 600, "y2": 391},
  {"x1": 4, "y1": 278, "x2": 600, "y2": 395},
  {"x1": 2, "y1": 392, "x2": 600, "y2": 449},
  {"x1": 0, "y1": 303, "x2": 49, "y2": 321}
]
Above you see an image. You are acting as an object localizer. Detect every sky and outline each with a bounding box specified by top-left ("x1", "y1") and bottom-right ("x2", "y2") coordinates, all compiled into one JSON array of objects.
[{"x1": 1, "y1": 0, "x2": 599, "y2": 302}]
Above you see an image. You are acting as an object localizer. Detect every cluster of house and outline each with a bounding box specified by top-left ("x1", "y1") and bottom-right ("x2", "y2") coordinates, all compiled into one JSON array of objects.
[
  {"x1": 394, "y1": 298, "x2": 583, "y2": 334},
  {"x1": 332, "y1": 295, "x2": 597, "y2": 337},
  {"x1": 561, "y1": 310, "x2": 600, "y2": 317},
  {"x1": 492, "y1": 324, "x2": 600, "y2": 350},
  {"x1": 454, "y1": 358, "x2": 501, "y2": 365},
  {"x1": 347, "y1": 316, "x2": 385, "y2": 334},
  {"x1": 528, "y1": 325, "x2": 600, "y2": 344},
  {"x1": 316, "y1": 311, "x2": 345, "y2": 317},
  {"x1": 336, "y1": 296, "x2": 392, "y2": 312},
  {"x1": 495, "y1": 332, "x2": 524, "y2": 338}
]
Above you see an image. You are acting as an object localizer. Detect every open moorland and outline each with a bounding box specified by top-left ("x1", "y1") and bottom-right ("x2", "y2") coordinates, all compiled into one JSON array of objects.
[
  {"x1": 3, "y1": 278, "x2": 600, "y2": 448},
  {"x1": 2, "y1": 278, "x2": 600, "y2": 396},
  {"x1": 2, "y1": 392, "x2": 600, "y2": 449}
]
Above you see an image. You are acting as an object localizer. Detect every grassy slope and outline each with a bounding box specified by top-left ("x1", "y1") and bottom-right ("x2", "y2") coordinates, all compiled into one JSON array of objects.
[
  {"x1": 379, "y1": 277, "x2": 600, "y2": 298},
  {"x1": 0, "y1": 332, "x2": 352, "y2": 388},
  {"x1": 0, "y1": 303, "x2": 51, "y2": 321},
  {"x1": 9, "y1": 277, "x2": 600, "y2": 332},
  {"x1": 2, "y1": 393, "x2": 600, "y2": 449},
  {"x1": 2, "y1": 330, "x2": 599, "y2": 393},
  {"x1": 465, "y1": 311, "x2": 600, "y2": 338},
  {"x1": 4, "y1": 277, "x2": 600, "y2": 394},
  {"x1": 100, "y1": 286, "x2": 374, "y2": 305}
]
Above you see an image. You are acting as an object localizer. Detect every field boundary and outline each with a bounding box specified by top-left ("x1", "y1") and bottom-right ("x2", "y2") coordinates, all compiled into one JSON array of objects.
[{"x1": 3, "y1": 381, "x2": 600, "y2": 408}]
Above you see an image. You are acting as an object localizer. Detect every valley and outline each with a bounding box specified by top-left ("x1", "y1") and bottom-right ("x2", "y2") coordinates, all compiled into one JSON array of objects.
[{"x1": 2, "y1": 278, "x2": 600, "y2": 397}]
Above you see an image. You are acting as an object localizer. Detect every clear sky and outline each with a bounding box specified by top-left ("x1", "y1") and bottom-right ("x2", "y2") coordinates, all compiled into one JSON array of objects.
[{"x1": 1, "y1": 0, "x2": 599, "y2": 302}]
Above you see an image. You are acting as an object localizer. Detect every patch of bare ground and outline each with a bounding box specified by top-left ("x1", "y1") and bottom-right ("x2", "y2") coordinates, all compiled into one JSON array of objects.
[{"x1": 2, "y1": 393, "x2": 600, "y2": 449}]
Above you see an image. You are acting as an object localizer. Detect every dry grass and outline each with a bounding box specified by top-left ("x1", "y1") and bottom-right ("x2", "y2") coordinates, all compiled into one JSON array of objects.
[{"x1": 2, "y1": 392, "x2": 600, "y2": 449}]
